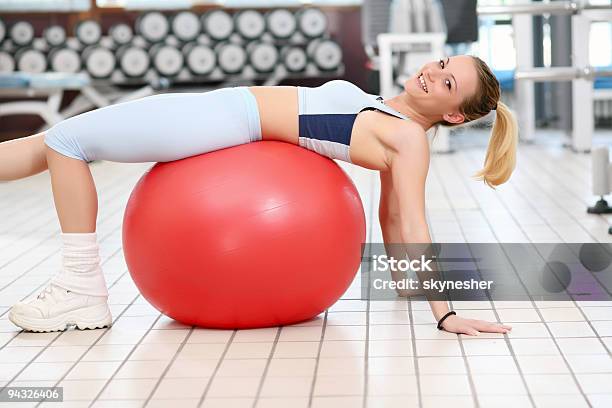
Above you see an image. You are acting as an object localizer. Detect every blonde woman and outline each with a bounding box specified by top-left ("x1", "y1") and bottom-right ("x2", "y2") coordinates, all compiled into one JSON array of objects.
[{"x1": 0, "y1": 55, "x2": 517, "y2": 335}]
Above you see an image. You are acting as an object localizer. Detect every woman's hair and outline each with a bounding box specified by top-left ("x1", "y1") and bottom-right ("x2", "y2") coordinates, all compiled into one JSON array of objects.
[{"x1": 438, "y1": 56, "x2": 519, "y2": 189}]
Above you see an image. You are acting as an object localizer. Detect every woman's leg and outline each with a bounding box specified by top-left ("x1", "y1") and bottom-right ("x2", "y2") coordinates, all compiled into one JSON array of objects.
[
  {"x1": 0, "y1": 132, "x2": 48, "y2": 181},
  {"x1": 46, "y1": 147, "x2": 97, "y2": 233},
  {"x1": 7, "y1": 87, "x2": 262, "y2": 332},
  {"x1": 9, "y1": 147, "x2": 109, "y2": 332}
]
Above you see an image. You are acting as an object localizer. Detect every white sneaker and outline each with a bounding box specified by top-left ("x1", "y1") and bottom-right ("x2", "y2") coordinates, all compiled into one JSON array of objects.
[{"x1": 8, "y1": 284, "x2": 112, "y2": 332}]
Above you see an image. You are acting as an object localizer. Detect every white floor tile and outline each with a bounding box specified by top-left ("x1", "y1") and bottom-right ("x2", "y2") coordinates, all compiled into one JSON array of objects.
[{"x1": 418, "y1": 356, "x2": 467, "y2": 375}]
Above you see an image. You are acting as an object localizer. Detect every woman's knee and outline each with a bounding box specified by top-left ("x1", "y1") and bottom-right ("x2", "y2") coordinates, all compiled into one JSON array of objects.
[{"x1": 44, "y1": 123, "x2": 90, "y2": 162}]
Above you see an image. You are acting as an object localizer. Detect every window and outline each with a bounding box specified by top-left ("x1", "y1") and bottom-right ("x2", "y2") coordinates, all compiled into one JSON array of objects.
[
  {"x1": 591, "y1": 22, "x2": 612, "y2": 67},
  {"x1": 0, "y1": 0, "x2": 89, "y2": 11}
]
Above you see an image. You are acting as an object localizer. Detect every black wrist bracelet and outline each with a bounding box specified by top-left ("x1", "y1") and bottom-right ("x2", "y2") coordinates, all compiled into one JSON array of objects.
[{"x1": 437, "y1": 311, "x2": 456, "y2": 330}]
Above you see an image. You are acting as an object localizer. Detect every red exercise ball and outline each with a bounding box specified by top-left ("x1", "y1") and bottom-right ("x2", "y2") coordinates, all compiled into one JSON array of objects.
[{"x1": 122, "y1": 141, "x2": 366, "y2": 329}]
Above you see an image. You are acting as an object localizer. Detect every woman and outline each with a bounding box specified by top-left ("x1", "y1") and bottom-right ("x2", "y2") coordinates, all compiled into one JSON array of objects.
[{"x1": 0, "y1": 55, "x2": 517, "y2": 335}]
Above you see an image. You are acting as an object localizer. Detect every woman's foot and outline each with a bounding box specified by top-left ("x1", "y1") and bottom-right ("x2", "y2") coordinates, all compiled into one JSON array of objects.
[{"x1": 8, "y1": 283, "x2": 112, "y2": 332}]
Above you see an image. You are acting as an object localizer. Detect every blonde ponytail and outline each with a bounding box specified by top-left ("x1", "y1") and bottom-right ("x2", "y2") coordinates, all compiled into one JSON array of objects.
[
  {"x1": 437, "y1": 56, "x2": 519, "y2": 188},
  {"x1": 473, "y1": 101, "x2": 518, "y2": 188}
]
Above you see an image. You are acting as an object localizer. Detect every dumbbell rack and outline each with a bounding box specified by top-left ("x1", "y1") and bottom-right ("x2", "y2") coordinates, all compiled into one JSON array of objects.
[
  {"x1": 0, "y1": 37, "x2": 343, "y2": 87},
  {"x1": 0, "y1": 8, "x2": 345, "y2": 88},
  {"x1": 588, "y1": 146, "x2": 612, "y2": 235}
]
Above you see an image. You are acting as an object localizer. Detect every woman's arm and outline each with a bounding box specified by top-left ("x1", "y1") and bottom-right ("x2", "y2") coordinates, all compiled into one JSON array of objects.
[
  {"x1": 380, "y1": 143, "x2": 452, "y2": 321},
  {"x1": 379, "y1": 171, "x2": 428, "y2": 298},
  {"x1": 383, "y1": 124, "x2": 511, "y2": 335}
]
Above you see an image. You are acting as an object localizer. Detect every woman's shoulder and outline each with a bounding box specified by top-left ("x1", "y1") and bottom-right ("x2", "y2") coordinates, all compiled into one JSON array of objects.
[
  {"x1": 375, "y1": 114, "x2": 426, "y2": 146},
  {"x1": 395, "y1": 122, "x2": 429, "y2": 163}
]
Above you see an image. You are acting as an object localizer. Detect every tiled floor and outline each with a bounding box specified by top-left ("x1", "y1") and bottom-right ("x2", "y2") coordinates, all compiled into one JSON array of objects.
[{"x1": 0, "y1": 129, "x2": 611, "y2": 407}]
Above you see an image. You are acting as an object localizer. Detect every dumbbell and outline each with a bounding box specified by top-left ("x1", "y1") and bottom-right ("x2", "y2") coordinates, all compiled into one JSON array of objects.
[
  {"x1": 150, "y1": 43, "x2": 184, "y2": 77},
  {"x1": 307, "y1": 39, "x2": 342, "y2": 71},
  {"x1": 75, "y1": 20, "x2": 102, "y2": 46},
  {"x1": 109, "y1": 23, "x2": 134, "y2": 47},
  {"x1": 265, "y1": 9, "x2": 297, "y2": 40},
  {"x1": 234, "y1": 10, "x2": 266, "y2": 41},
  {"x1": 0, "y1": 18, "x2": 5, "y2": 44},
  {"x1": 201, "y1": 10, "x2": 234, "y2": 42},
  {"x1": 10, "y1": 21, "x2": 35, "y2": 47},
  {"x1": 137, "y1": 11, "x2": 170, "y2": 43},
  {"x1": 215, "y1": 42, "x2": 246, "y2": 74},
  {"x1": 44, "y1": 25, "x2": 67, "y2": 47},
  {"x1": 182, "y1": 42, "x2": 216, "y2": 76},
  {"x1": 15, "y1": 47, "x2": 47, "y2": 73},
  {"x1": 296, "y1": 8, "x2": 328, "y2": 38},
  {"x1": 0, "y1": 51, "x2": 15, "y2": 73},
  {"x1": 116, "y1": 44, "x2": 150, "y2": 78},
  {"x1": 49, "y1": 47, "x2": 81, "y2": 73},
  {"x1": 172, "y1": 11, "x2": 201, "y2": 42},
  {"x1": 247, "y1": 41, "x2": 278, "y2": 73},
  {"x1": 82, "y1": 45, "x2": 116, "y2": 79},
  {"x1": 280, "y1": 45, "x2": 307, "y2": 73}
]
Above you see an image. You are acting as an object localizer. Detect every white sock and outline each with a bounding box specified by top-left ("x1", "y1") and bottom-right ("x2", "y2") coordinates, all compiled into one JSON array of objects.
[{"x1": 50, "y1": 232, "x2": 109, "y2": 297}]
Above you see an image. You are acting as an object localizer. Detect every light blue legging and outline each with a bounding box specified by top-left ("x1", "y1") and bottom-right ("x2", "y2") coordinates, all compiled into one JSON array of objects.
[{"x1": 44, "y1": 87, "x2": 262, "y2": 163}]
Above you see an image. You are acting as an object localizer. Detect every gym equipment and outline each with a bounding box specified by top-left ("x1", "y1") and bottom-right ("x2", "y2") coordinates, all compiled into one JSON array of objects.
[
  {"x1": 477, "y1": 1, "x2": 612, "y2": 151},
  {"x1": 0, "y1": 72, "x2": 163, "y2": 133},
  {"x1": 307, "y1": 39, "x2": 343, "y2": 71},
  {"x1": 116, "y1": 45, "x2": 150, "y2": 78},
  {"x1": 266, "y1": 9, "x2": 297, "y2": 39},
  {"x1": 215, "y1": 42, "x2": 247, "y2": 74},
  {"x1": 587, "y1": 146, "x2": 612, "y2": 235},
  {"x1": 109, "y1": 23, "x2": 133, "y2": 46},
  {"x1": 48, "y1": 47, "x2": 81, "y2": 73},
  {"x1": 15, "y1": 48, "x2": 47, "y2": 73},
  {"x1": 43, "y1": 25, "x2": 66, "y2": 47},
  {"x1": 122, "y1": 141, "x2": 366, "y2": 329},
  {"x1": 82, "y1": 46, "x2": 115, "y2": 79},
  {"x1": 588, "y1": 146, "x2": 612, "y2": 214},
  {"x1": 0, "y1": 51, "x2": 15, "y2": 73},
  {"x1": 0, "y1": 7, "x2": 342, "y2": 86},
  {"x1": 280, "y1": 45, "x2": 307, "y2": 72},
  {"x1": 137, "y1": 11, "x2": 169, "y2": 43},
  {"x1": 182, "y1": 42, "x2": 216, "y2": 76},
  {"x1": 150, "y1": 44, "x2": 184, "y2": 77},
  {"x1": 297, "y1": 8, "x2": 328, "y2": 38},
  {"x1": 515, "y1": 65, "x2": 612, "y2": 156},
  {"x1": 0, "y1": 72, "x2": 90, "y2": 128},
  {"x1": 440, "y1": 0, "x2": 477, "y2": 44},
  {"x1": 201, "y1": 10, "x2": 234, "y2": 41},
  {"x1": 478, "y1": 1, "x2": 611, "y2": 15},
  {"x1": 515, "y1": 67, "x2": 612, "y2": 82},
  {"x1": 247, "y1": 41, "x2": 279, "y2": 73},
  {"x1": 9, "y1": 21, "x2": 34, "y2": 46},
  {"x1": 234, "y1": 10, "x2": 266, "y2": 40},
  {"x1": 172, "y1": 11, "x2": 200, "y2": 42},
  {"x1": 390, "y1": 0, "x2": 447, "y2": 34},
  {"x1": 75, "y1": 20, "x2": 102, "y2": 46}
]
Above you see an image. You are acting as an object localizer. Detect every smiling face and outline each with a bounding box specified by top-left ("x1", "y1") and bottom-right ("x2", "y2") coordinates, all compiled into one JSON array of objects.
[{"x1": 402, "y1": 55, "x2": 480, "y2": 125}]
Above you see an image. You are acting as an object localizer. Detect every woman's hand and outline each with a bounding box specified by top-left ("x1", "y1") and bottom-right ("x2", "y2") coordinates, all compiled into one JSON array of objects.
[{"x1": 441, "y1": 314, "x2": 512, "y2": 336}]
